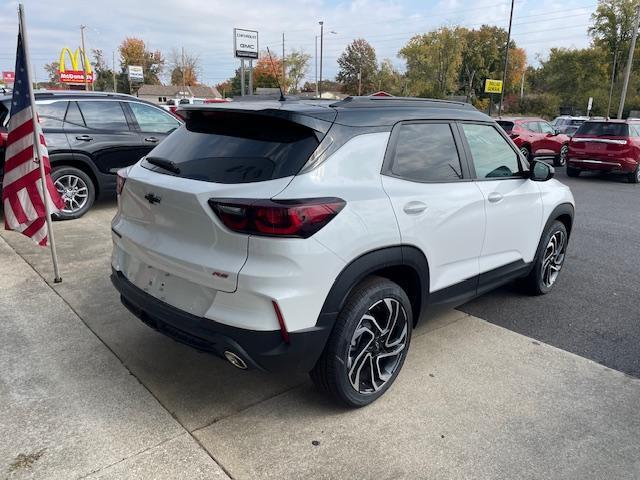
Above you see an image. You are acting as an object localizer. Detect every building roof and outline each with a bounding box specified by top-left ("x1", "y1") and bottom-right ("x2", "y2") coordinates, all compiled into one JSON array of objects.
[{"x1": 137, "y1": 84, "x2": 221, "y2": 99}]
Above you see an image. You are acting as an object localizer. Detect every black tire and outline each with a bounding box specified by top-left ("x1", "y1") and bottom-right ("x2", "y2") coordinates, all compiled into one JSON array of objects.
[
  {"x1": 554, "y1": 144, "x2": 568, "y2": 167},
  {"x1": 310, "y1": 276, "x2": 413, "y2": 407},
  {"x1": 51, "y1": 166, "x2": 95, "y2": 220},
  {"x1": 522, "y1": 220, "x2": 568, "y2": 295},
  {"x1": 628, "y1": 164, "x2": 640, "y2": 184},
  {"x1": 566, "y1": 165, "x2": 580, "y2": 177}
]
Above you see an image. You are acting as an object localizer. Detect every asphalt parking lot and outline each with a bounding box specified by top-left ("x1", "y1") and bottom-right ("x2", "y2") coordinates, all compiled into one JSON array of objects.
[{"x1": 1, "y1": 170, "x2": 639, "y2": 479}]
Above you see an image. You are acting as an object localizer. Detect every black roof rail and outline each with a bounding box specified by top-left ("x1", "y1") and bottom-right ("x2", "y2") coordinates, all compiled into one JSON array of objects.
[{"x1": 330, "y1": 96, "x2": 472, "y2": 108}]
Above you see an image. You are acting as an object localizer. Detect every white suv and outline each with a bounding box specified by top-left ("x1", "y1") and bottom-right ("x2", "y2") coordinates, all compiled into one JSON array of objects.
[{"x1": 111, "y1": 97, "x2": 575, "y2": 407}]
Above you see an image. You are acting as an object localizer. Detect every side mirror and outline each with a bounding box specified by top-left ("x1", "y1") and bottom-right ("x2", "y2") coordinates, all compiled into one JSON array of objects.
[{"x1": 530, "y1": 160, "x2": 555, "y2": 182}]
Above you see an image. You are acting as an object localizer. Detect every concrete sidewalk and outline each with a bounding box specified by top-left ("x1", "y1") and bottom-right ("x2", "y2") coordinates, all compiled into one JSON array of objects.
[
  {"x1": 2, "y1": 204, "x2": 640, "y2": 479},
  {"x1": 0, "y1": 236, "x2": 229, "y2": 480}
]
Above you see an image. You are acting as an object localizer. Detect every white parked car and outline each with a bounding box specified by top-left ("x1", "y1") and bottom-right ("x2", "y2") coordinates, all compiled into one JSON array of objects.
[{"x1": 111, "y1": 97, "x2": 575, "y2": 406}]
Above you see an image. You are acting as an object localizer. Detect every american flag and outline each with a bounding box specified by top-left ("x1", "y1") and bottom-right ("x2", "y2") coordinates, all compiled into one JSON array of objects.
[{"x1": 2, "y1": 31, "x2": 64, "y2": 246}]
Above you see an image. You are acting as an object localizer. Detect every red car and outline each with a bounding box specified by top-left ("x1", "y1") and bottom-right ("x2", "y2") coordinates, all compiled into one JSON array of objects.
[
  {"x1": 497, "y1": 117, "x2": 570, "y2": 167},
  {"x1": 567, "y1": 120, "x2": 640, "y2": 183}
]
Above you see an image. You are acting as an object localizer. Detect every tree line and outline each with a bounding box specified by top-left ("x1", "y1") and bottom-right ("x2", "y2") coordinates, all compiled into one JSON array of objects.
[{"x1": 40, "y1": 0, "x2": 640, "y2": 118}]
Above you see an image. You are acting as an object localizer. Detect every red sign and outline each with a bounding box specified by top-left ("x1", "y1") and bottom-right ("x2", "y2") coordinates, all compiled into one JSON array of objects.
[
  {"x1": 2, "y1": 71, "x2": 15, "y2": 84},
  {"x1": 59, "y1": 70, "x2": 94, "y2": 84}
]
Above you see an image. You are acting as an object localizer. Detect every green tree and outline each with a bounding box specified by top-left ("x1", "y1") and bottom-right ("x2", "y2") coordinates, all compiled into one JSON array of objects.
[
  {"x1": 285, "y1": 49, "x2": 310, "y2": 93},
  {"x1": 375, "y1": 59, "x2": 405, "y2": 95},
  {"x1": 399, "y1": 27, "x2": 466, "y2": 98},
  {"x1": 43, "y1": 61, "x2": 63, "y2": 88},
  {"x1": 336, "y1": 39, "x2": 378, "y2": 95},
  {"x1": 91, "y1": 49, "x2": 115, "y2": 92}
]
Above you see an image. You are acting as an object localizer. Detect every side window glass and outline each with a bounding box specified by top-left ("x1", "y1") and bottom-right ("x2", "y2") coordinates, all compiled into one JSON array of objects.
[
  {"x1": 77, "y1": 101, "x2": 129, "y2": 131},
  {"x1": 64, "y1": 101, "x2": 86, "y2": 128},
  {"x1": 526, "y1": 122, "x2": 540, "y2": 133},
  {"x1": 540, "y1": 122, "x2": 555, "y2": 134},
  {"x1": 461, "y1": 124, "x2": 522, "y2": 179},
  {"x1": 129, "y1": 102, "x2": 181, "y2": 133},
  {"x1": 390, "y1": 123, "x2": 463, "y2": 182},
  {"x1": 37, "y1": 101, "x2": 68, "y2": 129}
]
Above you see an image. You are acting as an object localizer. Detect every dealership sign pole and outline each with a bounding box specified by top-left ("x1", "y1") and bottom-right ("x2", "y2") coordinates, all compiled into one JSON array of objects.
[{"x1": 234, "y1": 28, "x2": 258, "y2": 96}]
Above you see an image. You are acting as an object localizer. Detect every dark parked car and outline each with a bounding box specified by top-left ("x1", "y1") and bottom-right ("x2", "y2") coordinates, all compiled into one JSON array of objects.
[
  {"x1": 567, "y1": 120, "x2": 640, "y2": 183},
  {"x1": 0, "y1": 91, "x2": 182, "y2": 219},
  {"x1": 497, "y1": 117, "x2": 570, "y2": 167}
]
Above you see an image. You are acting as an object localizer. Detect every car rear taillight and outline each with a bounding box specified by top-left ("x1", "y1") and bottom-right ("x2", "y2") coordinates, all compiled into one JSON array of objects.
[
  {"x1": 116, "y1": 168, "x2": 129, "y2": 195},
  {"x1": 208, "y1": 197, "x2": 346, "y2": 238}
]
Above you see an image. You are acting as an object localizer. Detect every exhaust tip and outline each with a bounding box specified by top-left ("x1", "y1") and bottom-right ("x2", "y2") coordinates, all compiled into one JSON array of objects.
[{"x1": 224, "y1": 350, "x2": 248, "y2": 370}]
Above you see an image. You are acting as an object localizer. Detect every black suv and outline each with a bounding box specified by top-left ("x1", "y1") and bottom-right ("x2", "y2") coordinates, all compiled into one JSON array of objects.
[{"x1": 0, "y1": 91, "x2": 182, "y2": 219}]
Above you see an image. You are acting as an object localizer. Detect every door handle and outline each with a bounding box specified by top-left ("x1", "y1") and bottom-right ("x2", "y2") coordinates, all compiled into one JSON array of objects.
[
  {"x1": 403, "y1": 201, "x2": 428, "y2": 215},
  {"x1": 75, "y1": 135, "x2": 93, "y2": 141},
  {"x1": 144, "y1": 136, "x2": 159, "y2": 143},
  {"x1": 487, "y1": 192, "x2": 504, "y2": 203}
]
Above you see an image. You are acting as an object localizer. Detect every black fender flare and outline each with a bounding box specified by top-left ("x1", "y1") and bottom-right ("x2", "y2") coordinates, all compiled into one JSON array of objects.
[
  {"x1": 543, "y1": 202, "x2": 574, "y2": 237},
  {"x1": 316, "y1": 245, "x2": 430, "y2": 331},
  {"x1": 49, "y1": 152, "x2": 101, "y2": 196}
]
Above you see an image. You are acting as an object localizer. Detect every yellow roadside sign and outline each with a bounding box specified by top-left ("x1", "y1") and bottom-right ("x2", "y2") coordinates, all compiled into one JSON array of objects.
[{"x1": 484, "y1": 79, "x2": 503, "y2": 94}]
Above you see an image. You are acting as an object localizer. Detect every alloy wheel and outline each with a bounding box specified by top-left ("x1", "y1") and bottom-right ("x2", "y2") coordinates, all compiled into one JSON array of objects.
[
  {"x1": 347, "y1": 298, "x2": 408, "y2": 394},
  {"x1": 559, "y1": 145, "x2": 568, "y2": 166},
  {"x1": 541, "y1": 230, "x2": 566, "y2": 288},
  {"x1": 54, "y1": 174, "x2": 89, "y2": 214},
  {"x1": 520, "y1": 147, "x2": 530, "y2": 159}
]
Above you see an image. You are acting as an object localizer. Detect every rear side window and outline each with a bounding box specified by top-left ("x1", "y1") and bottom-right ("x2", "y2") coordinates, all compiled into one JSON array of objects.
[
  {"x1": 143, "y1": 111, "x2": 320, "y2": 184},
  {"x1": 461, "y1": 123, "x2": 521, "y2": 179},
  {"x1": 497, "y1": 121, "x2": 514, "y2": 133},
  {"x1": 129, "y1": 102, "x2": 180, "y2": 133},
  {"x1": 524, "y1": 122, "x2": 540, "y2": 133},
  {"x1": 77, "y1": 101, "x2": 129, "y2": 131},
  {"x1": 576, "y1": 122, "x2": 629, "y2": 137},
  {"x1": 388, "y1": 123, "x2": 462, "y2": 182},
  {"x1": 38, "y1": 101, "x2": 68, "y2": 129}
]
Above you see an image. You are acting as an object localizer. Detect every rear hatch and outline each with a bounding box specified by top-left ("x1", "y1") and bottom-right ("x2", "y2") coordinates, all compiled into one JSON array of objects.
[
  {"x1": 570, "y1": 122, "x2": 631, "y2": 159},
  {"x1": 112, "y1": 106, "x2": 334, "y2": 297}
]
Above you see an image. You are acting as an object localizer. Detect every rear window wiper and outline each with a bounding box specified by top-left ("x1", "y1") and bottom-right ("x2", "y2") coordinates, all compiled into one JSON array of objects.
[{"x1": 146, "y1": 157, "x2": 180, "y2": 174}]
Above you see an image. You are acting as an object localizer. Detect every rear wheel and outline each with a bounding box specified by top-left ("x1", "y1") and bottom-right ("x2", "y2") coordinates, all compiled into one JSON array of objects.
[
  {"x1": 520, "y1": 145, "x2": 531, "y2": 161},
  {"x1": 628, "y1": 164, "x2": 640, "y2": 184},
  {"x1": 52, "y1": 166, "x2": 95, "y2": 220},
  {"x1": 566, "y1": 165, "x2": 581, "y2": 177},
  {"x1": 555, "y1": 144, "x2": 568, "y2": 167},
  {"x1": 310, "y1": 276, "x2": 412, "y2": 407},
  {"x1": 522, "y1": 221, "x2": 568, "y2": 295}
]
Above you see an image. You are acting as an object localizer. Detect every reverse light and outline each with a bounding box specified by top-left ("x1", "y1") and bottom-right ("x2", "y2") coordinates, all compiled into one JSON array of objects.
[{"x1": 208, "y1": 197, "x2": 346, "y2": 238}]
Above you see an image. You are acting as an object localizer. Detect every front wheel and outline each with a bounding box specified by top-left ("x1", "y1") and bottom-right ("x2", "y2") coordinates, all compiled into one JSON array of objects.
[
  {"x1": 555, "y1": 144, "x2": 568, "y2": 167},
  {"x1": 52, "y1": 166, "x2": 95, "y2": 220},
  {"x1": 522, "y1": 221, "x2": 568, "y2": 295},
  {"x1": 310, "y1": 277, "x2": 413, "y2": 407}
]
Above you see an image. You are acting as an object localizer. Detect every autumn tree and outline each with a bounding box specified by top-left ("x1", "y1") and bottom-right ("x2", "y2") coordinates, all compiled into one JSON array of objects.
[
  {"x1": 400, "y1": 27, "x2": 466, "y2": 98},
  {"x1": 285, "y1": 49, "x2": 310, "y2": 93},
  {"x1": 336, "y1": 39, "x2": 378, "y2": 95},
  {"x1": 375, "y1": 59, "x2": 405, "y2": 95},
  {"x1": 252, "y1": 53, "x2": 284, "y2": 90},
  {"x1": 169, "y1": 48, "x2": 200, "y2": 86},
  {"x1": 43, "y1": 61, "x2": 63, "y2": 88},
  {"x1": 118, "y1": 37, "x2": 164, "y2": 86}
]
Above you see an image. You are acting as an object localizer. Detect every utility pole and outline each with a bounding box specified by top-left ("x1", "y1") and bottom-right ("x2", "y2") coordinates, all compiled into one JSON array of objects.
[
  {"x1": 319, "y1": 21, "x2": 324, "y2": 98},
  {"x1": 315, "y1": 36, "x2": 318, "y2": 97},
  {"x1": 248, "y1": 59, "x2": 253, "y2": 95},
  {"x1": 112, "y1": 51, "x2": 117, "y2": 92},
  {"x1": 181, "y1": 46, "x2": 186, "y2": 98},
  {"x1": 607, "y1": 50, "x2": 618, "y2": 119},
  {"x1": 358, "y1": 67, "x2": 362, "y2": 96},
  {"x1": 520, "y1": 69, "x2": 525, "y2": 100},
  {"x1": 282, "y1": 32, "x2": 286, "y2": 94},
  {"x1": 80, "y1": 25, "x2": 89, "y2": 91},
  {"x1": 240, "y1": 59, "x2": 245, "y2": 96},
  {"x1": 499, "y1": 0, "x2": 515, "y2": 115},
  {"x1": 618, "y1": 4, "x2": 640, "y2": 119}
]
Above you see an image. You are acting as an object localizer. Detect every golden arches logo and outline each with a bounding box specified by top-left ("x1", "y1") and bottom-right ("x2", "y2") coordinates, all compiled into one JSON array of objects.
[{"x1": 58, "y1": 47, "x2": 93, "y2": 84}]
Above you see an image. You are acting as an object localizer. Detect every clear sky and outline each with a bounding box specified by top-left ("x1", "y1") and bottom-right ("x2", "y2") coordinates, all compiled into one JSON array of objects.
[{"x1": 0, "y1": 0, "x2": 598, "y2": 87}]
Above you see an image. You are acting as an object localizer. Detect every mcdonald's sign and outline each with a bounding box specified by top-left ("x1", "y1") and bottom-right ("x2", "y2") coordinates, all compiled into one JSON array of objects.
[{"x1": 58, "y1": 47, "x2": 94, "y2": 84}]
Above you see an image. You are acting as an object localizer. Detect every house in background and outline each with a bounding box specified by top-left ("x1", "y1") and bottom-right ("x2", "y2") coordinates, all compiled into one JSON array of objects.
[{"x1": 137, "y1": 85, "x2": 222, "y2": 104}]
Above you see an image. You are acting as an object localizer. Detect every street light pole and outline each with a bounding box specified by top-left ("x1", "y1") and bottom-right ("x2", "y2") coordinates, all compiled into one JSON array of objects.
[
  {"x1": 499, "y1": 0, "x2": 515, "y2": 116},
  {"x1": 617, "y1": 3, "x2": 640, "y2": 119},
  {"x1": 80, "y1": 24, "x2": 89, "y2": 91},
  {"x1": 315, "y1": 36, "x2": 318, "y2": 97},
  {"x1": 319, "y1": 21, "x2": 324, "y2": 98},
  {"x1": 607, "y1": 50, "x2": 618, "y2": 119}
]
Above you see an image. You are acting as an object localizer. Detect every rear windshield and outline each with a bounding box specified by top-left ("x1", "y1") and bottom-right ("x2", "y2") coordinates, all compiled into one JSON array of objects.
[
  {"x1": 496, "y1": 121, "x2": 514, "y2": 132},
  {"x1": 143, "y1": 110, "x2": 320, "y2": 183},
  {"x1": 576, "y1": 122, "x2": 629, "y2": 137}
]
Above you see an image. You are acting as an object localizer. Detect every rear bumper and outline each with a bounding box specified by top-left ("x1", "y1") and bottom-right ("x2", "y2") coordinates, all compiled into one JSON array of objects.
[
  {"x1": 111, "y1": 268, "x2": 331, "y2": 373},
  {"x1": 567, "y1": 157, "x2": 637, "y2": 173}
]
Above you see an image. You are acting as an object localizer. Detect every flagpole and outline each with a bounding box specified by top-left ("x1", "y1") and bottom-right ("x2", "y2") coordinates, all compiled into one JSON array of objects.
[{"x1": 18, "y1": 4, "x2": 62, "y2": 283}]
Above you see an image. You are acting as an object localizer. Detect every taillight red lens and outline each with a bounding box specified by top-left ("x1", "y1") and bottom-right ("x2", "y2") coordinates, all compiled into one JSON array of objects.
[
  {"x1": 116, "y1": 168, "x2": 128, "y2": 195},
  {"x1": 208, "y1": 198, "x2": 346, "y2": 238}
]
